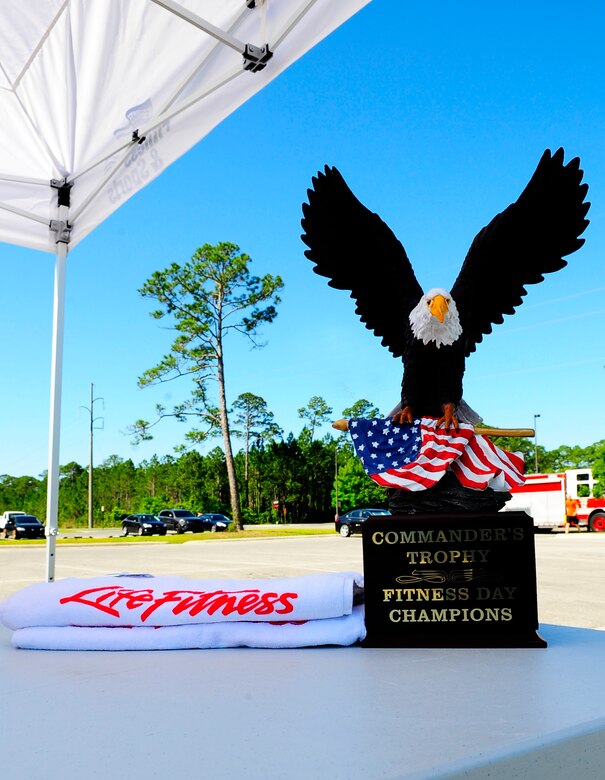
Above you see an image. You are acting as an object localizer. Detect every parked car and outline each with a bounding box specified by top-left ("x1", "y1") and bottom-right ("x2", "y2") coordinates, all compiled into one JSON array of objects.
[
  {"x1": 335, "y1": 508, "x2": 392, "y2": 537},
  {"x1": 196, "y1": 513, "x2": 232, "y2": 532},
  {"x1": 0, "y1": 510, "x2": 27, "y2": 533},
  {"x1": 157, "y1": 508, "x2": 209, "y2": 534},
  {"x1": 3, "y1": 514, "x2": 46, "y2": 540},
  {"x1": 121, "y1": 513, "x2": 167, "y2": 537}
]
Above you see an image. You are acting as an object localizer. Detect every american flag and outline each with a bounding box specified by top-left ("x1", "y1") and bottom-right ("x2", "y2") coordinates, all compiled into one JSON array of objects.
[{"x1": 348, "y1": 417, "x2": 525, "y2": 492}]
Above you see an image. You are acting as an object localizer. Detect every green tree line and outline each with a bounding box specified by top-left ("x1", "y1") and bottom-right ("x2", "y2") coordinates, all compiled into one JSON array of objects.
[{"x1": 1, "y1": 398, "x2": 604, "y2": 527}]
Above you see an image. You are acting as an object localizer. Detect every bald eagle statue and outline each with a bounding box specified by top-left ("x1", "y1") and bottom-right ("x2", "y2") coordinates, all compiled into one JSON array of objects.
[{"x1": 301, "y1": 148, "x2": 590, "y2": 430}]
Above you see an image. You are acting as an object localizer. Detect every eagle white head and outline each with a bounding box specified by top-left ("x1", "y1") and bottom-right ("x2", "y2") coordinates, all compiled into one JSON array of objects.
[{"x1": 409, "y1": 287, "x2": 463, "y2": 347}]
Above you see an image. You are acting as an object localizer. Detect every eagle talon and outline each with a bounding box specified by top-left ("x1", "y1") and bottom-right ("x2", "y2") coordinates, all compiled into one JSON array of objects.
[
  {"x1": 392, "y1": 406, "x2": 414, "y2": 425},
  {"x1": 437, "y1": 403, "x2": 459, "y2": 431}
]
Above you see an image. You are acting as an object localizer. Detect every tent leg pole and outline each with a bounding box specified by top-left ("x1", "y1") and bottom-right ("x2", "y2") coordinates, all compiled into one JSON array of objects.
[{"x1": 45, "y1": 236, "x2": 68, "y2": 582}]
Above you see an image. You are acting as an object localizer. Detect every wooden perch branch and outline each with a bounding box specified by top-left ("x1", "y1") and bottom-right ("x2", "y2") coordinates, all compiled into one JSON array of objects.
[
  {"x1": 331, "y1": 419, "x2": 534, "y2": 437},
  {"x1": 474, "y1": 427, "x2": 535, "y2": 438}
]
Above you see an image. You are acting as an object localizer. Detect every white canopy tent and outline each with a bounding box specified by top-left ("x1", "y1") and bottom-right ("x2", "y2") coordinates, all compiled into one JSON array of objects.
[{"x1": 0, "y1": 0, "x2": 371, "y2": 580}]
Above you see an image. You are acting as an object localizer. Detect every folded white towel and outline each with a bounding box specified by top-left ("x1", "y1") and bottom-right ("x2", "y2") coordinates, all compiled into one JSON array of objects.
[
  {"x1": 0, "y1": 572, "x2": 364, "y2": 630},
  {"x1": 10, "y1": 606, "x2": 366, "y2": 650}
]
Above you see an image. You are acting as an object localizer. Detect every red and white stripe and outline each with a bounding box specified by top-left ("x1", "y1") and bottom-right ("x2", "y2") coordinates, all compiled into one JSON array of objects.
[
  {"x1": 450, "y1": 434, "x2": 525, "y2": 490},
  {"x1": 371, "y1": 418, "x2": 525, "y2": 492}
]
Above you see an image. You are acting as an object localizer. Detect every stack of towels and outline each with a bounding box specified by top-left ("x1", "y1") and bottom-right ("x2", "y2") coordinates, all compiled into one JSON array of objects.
[{"x1": 0, "y1": 572, "x2": 366, "y2": 651}]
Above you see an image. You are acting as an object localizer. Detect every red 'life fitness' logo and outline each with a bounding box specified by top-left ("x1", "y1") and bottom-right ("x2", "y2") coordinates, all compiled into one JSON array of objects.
[{"x1": 59, "y1": 586, "x2": 298, "y2": 623}]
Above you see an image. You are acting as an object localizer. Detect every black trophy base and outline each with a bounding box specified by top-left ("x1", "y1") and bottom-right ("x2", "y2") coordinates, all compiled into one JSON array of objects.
[
  {"x1": 361, "y1": 633, "x2": 547, "y2": 650},
  {"x1": 387, "y1": 471, "x2": 512, "y2": 515},
  {"x1": 361, "y1": 512, "x2": 547, "y2": 649}
]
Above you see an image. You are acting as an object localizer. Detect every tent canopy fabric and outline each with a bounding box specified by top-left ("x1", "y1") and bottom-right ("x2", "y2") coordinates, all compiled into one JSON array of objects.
[
  {"x1": 0, "y1": 0, "x2": 371, "y2": 253},
  {"x1": 0, "y1": 0, "x2": 371, "y2": 581}
]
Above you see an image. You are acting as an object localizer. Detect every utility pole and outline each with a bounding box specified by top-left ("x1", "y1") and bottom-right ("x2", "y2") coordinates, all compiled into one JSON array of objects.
[{"x1": 82, "y1": 384, "x2": 104, "y2": 528}]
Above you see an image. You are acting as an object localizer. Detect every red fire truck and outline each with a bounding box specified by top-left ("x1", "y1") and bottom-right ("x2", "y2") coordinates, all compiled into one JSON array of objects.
[{"x1": 501, "y1": 468, "x2": 605, "y2": 532}]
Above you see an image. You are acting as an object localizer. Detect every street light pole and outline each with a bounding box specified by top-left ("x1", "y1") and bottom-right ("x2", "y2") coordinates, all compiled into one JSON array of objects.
[{"x1": 533, "y1": 414, "x2": 541, "y2": 473}]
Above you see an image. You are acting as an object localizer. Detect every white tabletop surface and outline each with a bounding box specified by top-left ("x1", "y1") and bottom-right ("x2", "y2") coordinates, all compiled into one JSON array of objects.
[{"x1": 2, "y1": 622, "x2": 605, "y2": 779}]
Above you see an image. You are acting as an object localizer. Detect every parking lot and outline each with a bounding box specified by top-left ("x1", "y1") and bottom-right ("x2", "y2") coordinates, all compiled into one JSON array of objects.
[{"x1": 0, "y1": 529, "x2": 603, "y2": 630}]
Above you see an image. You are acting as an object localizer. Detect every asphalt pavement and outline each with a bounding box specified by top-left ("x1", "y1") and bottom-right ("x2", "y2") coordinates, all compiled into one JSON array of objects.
[{"x1": 0, "y1": 528, "x2": 603, "y2": 630}]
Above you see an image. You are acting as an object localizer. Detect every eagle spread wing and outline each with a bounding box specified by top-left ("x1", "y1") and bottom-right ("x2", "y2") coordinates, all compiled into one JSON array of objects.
[
  {"x1": 451, "y1": 148, "x2": 590, "y2": 356},
  {"x1": 301, "y1": 166, "x2": 422, "y2": 358},
  {"x1": 301, "y1": 150, "x2": 589, "y2": 428}
]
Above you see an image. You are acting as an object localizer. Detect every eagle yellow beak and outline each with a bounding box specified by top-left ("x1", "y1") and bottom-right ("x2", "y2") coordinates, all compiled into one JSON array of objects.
[{"x1": 428, "y1": 294, "x2": 449, "y2": 323}]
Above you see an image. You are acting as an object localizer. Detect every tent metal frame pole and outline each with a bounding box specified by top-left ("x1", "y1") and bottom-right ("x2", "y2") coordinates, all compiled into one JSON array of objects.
[
  {"x1": 160, "y1": 7, "x2": 248, "y2": 114},
  {"x1": 45, "y1": 203, "x2": 69, "y2": 582},
  {"x1": 150, "y1": 0, "x2": 246, "y2": 53},
  {"x1": 71, "y1": 65, "x2": 243, "y2": 224},
  {"x1": 0, "y1": 173, "x2": 49, "y2": 185},
  {"x1": 70, "y1": 142, "x2": 139, "y2": 223},
  {"x1": 271, "y1": 0, "x2": 320, "y2": 48},
  {"x1": 0, "y1": 199, "x2": 50, "y2": 225}
]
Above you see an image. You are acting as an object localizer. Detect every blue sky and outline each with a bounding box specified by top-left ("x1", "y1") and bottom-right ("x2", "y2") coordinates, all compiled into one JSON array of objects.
[{"x1": 1, "y1": 0, "x2": 604, "y2": 479}]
